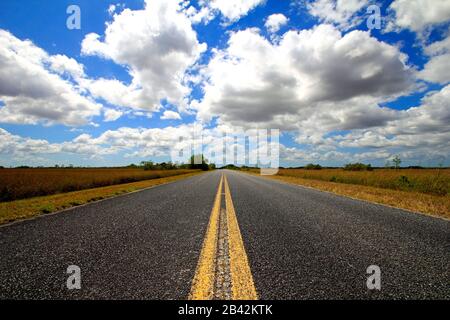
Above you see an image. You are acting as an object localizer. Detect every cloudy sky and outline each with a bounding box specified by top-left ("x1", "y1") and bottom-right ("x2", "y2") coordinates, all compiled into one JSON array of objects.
[{"x1": 0, "y1": 0, "x2": 449, "y2": 167}]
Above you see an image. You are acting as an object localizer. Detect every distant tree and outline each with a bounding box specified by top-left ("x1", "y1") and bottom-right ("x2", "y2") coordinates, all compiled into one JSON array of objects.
[
  {"x1": 141, "y1": 161, "x2": 155, "y2": 171},
  {"x1": 221, "y1": 164, "x2": 239, "y2": 170},
  {"x1": 344, "y1": 163, "x2": 373, "y2": 171},
  {"x1": 305, "y1": 163, "x2": 322, "y2": 170},
  {"x1": 158, "y1": 162, "x2": 177, "y2": 170},
  {"x1": 189, "y1": 154, "x2": 210, "y2": 171},
  {"x1": 392, "y1": 155, "x2": 402, "y2": 169}
]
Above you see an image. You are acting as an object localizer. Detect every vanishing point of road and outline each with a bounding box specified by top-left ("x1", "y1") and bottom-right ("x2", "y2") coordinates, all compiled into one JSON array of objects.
[{"x1": 0, "y1": 170, "x2": 448, "y2": 299}]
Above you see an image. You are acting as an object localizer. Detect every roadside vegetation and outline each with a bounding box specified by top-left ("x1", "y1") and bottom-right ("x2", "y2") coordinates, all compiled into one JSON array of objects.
[
  {"x1": 276, "y1": 167, "x2": 449, "y2": 196},
  {"x1": 0, "y1": 171, "x2": 202, "y2": 225},
  {"x1": 0, "y1": 168, "x2": 197, "y2": 202},
  {"x1": 0, "y1": 155, "x2": 216, "y2": 203},
  {"x1": 266, "y1": 174, "x2": 450, "y2": 219},
  {"x1": 229, "y1": 158, "x2": 450, "y2": 219}
]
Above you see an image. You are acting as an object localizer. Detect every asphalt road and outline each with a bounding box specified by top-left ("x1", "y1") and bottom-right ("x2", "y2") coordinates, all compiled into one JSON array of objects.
[{"x1": 0, "y1": 170, "x2": 448, "y2": 299}]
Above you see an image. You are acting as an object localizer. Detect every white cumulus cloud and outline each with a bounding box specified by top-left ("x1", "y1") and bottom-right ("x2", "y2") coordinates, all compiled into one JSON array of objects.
[
  {"x1": 161, "y1": 110, "x2": 182, "y2": 120},
  {"x1": 0, "y1": 30, "x2": 101, "y2": 126},
  {"x1": 103, "y1": 109, "x2": 124, "y2": 122},
  {"x1": 194, "y1": 25, "x2": 413, "y2": 131},
  {"x1": 305, "y1": 0, "x2": 369, "y2": 30},
  {"x1": 388, "y1": 0, "x2": 450, "y2": 33},
  {"x1": 265, "y1": 14, "x2": 289, "y2": 33},
  {"x1": 81, "y1": 0, "x2": 206, "y2": 113},
  {"x1": 418, "y1": 33, "x2": 450, "y2": 84}
]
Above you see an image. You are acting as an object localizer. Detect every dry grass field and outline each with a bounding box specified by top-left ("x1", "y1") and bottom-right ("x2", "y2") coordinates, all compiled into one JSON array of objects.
[
  {"x1": 276, "y1": 168, "x2": 450, "y2": 196},
  {"x1": 249, "y1": 168, "x2": 450, "y2": 219},
  {"x1": 0, "y1": 168, "x2": 197, "y2": 202},
  {"x1": 0, "y1": 171, "x2": 202, "y2": 225}
]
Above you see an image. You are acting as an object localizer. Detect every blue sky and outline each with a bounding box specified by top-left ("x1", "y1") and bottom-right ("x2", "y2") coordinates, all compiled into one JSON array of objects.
[{"x1": 0, "y1": 0, "x2": 449, "y2": 167}]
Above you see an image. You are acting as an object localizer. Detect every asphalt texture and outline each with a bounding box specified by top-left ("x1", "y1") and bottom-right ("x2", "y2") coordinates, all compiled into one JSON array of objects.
[
  {"x1": 0, "y1": 172, "x2": 222, "y2": 299},
  {"x1": 0, "y1": 170, "x2": 449, "y2": 299},
  {"x1": 226, "y1": 170, "x2": 449, "y2": 299}
]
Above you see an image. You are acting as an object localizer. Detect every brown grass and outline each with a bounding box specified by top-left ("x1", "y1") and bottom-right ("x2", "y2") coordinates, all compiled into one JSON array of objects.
[
  {"x1": 0, "y1": 171, "x2": 202, "y2": 225},
  {"x1": 275, "y1": 168, "x2": 450, "y2": 196},
  {"x1": 255, "y1": 173, "x2": 450, "y2": 220},
  {"x1": 0, "y1": 168, "x2": 198, "y2": 202}
]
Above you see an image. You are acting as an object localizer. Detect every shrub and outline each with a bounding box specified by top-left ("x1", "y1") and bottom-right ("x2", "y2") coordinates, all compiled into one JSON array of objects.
[
  {"x1": 344, "y1": 163, "x2": 373, "y2": 171},
  {"x1": 189, "y1": 155, "x2": 210, "y2": 171},
  {"x1": 398, "y1": 175, "x2": 411, "y2": 188},
  {"x1": 305, "y1": 163, "x2": 322, "y2": 170},
  {"x1": 141, "y1": 161, "x2": 155, "y2": 171}
]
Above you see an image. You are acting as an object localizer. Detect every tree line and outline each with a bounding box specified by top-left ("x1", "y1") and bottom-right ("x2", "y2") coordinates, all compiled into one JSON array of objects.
[{"x1": 134, "y1": 155, "x2": 216, "y2": 171}]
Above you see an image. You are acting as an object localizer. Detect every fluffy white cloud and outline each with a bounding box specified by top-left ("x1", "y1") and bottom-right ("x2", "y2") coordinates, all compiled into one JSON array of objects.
[
  {"x1": 161, "y1": 110, "x2": 182, "y2": 120},
  {"x1": 0, "y1": 128, "x2": 117, "y2": 161},
  {"x1": 82, "y1": 0, "x2": 206, "y2": 112},
  {"x1": 203, "y1": 0, "x2": 266, "y2": 24},
  {"x1": 0, "y1": 128, "x2": 59, "y2": 157},
  {"x1": 194, "y1": 25, "x2": 413, "y2": 131},
  {"x1": 296, "y1": 85, "x2": 450, "y2": 162},
  {"x1": 108, "y1": 4, "x2": 117, "y2": 15},
  {"x1": 187, "y1": 23, "x2": 450, "y2": 164},
  {"x1": 418, "y1": 33, "x2": 450, "y2": 84},
  {"x1": 388, "y1": 0, "x2": 450, "y2": 33},
  {"x1": 305, "y1": 0, "x2": 369, "y2": 30},
  {"x1": 0, "y1": 30, "x2": 102, "y2": 126},
  {"x1": 184, "y1": 4, "x2": 215, "y2": 24},
  {"x1": 2, "y1": 80, "x2": 450, "y2": 167},
  {"x1": 1, "y1": 123, "x2": 278, "y2": 165},
  {"x1": 71, "y1": 124, "x2": 205, "y2": 158},
  {"x1": 80, "y1": 78, "x2": 143, "y2": 110},
  {"x1": 48, "y1": 54, "x2": 85, "y2": 79},
  {"x1": 103, "y1": 108, "x2": 124, "y2": 122},
  {"x1": 265, "y1": 14, "x2": 289, "y2": 33}
]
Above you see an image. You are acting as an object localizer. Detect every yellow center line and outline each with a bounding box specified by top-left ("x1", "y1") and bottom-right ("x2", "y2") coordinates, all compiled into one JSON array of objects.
[
  {"x1": 189, "y1": 173, "x2": 258, "y2": 300},
  {"x1": 189, "y1": 174, "x2": 223, "y2": 300},
  {"x1": 224, "y1": 174, "x2": 258, "y2": 300}
]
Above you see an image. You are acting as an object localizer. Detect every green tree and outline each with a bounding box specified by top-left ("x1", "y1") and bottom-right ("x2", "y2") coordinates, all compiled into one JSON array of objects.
[
  {"x1": 344, "y1": 163, "x2": 373, "y2": 171},
  {"x1": 392, "y1": 155, "x2": 402, "y2": 169},
  {"x1": 141, "y1": 161, "x2": 155, "y2": 170},
  {"x1": 189, "y1": 154, "x2": 210, "y2": 171},
  {"x1": 305, "y1": 163, "x2": 322, "y2": 170}
]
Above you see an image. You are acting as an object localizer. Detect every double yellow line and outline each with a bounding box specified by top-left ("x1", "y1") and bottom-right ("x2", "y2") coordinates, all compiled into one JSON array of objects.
[{"x1": 189, "y1": 174, "x2": 258, "y2": 300}]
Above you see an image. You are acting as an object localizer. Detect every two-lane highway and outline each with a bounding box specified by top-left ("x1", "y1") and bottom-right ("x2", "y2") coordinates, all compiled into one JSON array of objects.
[{"x1": 0, "y1": 170, "x2": 448, "y2": 299}]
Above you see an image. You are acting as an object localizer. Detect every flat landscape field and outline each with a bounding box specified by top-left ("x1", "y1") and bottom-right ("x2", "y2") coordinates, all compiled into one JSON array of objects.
[
  {"x1": 0, "y1": 168, "x2": 197, "y2": 202},
  {"x1": 276, "y1": 168, "x2": 450, "y2": 196},
  {"x1": 254, "y1": 168, "x2": 450, "y2": 219}
]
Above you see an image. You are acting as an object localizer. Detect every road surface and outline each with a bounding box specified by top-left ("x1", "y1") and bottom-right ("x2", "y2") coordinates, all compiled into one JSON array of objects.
[{"x1": 0, "y1": 170, "x2": 448, "y2": 299}]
